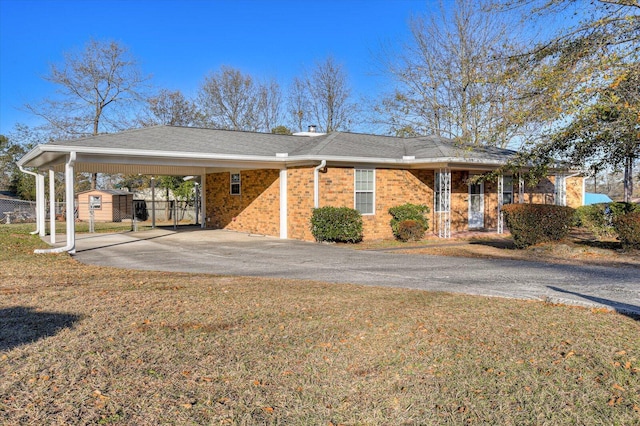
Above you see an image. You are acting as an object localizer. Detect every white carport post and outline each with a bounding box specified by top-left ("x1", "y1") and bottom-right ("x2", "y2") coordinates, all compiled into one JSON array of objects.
[
  {"x1": 200, "y1": 173, "x2": 207, "y2": 229},
  {"x1": 17, "y1": 166, "x2": 44, "y2": 236},
  {"x1": 36, "y1": 172, "x2": 46, "y2": 237},
  {"x1": 150, "y1": 176, "x2": 156, "y2": 229},
  {"x1": 497, "y1": 174, "x2": 504, "y2": 234},
  {"x1": 49, "y1": 169, "x2": 56, "y2": 244},
  {"x1": 35, "y1": 152, "x2": 76, "y2": 254},
  {"x1": 279, "y1": 168, "x2": 288, "y2": 239}
]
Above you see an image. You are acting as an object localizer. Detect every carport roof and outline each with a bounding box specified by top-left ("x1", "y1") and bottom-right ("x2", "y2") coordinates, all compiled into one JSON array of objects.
[{"x1": 18, "y1": 125, "x2": 517, "y2": 174}]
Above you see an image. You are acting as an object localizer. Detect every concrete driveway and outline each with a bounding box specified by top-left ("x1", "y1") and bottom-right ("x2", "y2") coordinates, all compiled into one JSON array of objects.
[{"x1": 70, "y1": 228, "x2": 640, "y2": 316}]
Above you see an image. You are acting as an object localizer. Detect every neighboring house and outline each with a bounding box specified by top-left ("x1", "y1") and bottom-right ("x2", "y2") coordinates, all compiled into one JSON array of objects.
[
  {"x1": 17, "y1": 126, "x2": 584, "y2": 250},
  {"x1": 77, "y1": 189, "x2": 133, "y2": 222}
]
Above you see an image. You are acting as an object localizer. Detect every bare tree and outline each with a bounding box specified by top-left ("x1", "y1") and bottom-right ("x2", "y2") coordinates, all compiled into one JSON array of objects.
[
  {"x1": 301, "y1": 57, "x2": 357, "y2": 133},
  {"x1": 287, "y1": 77, "x2": 311, "y2": 132},
  {"x1": 377, "y1": 0, "x2": 523, "y2": 146},
  {"x1": 257, "y1": 79, "x2": 284, "y2": 133},
  {"x1": 196, "y1": 66, "x2": 283, "y2": 132},
  {"x1": 25, "y1": 38, "x2": 151, "y2": 188},
  {"x1": 26, "y1": 38, "x2": 150, "y2": 137},
  {"x1": 138, "y1": 89, "x2": 199, "y2": 127}
]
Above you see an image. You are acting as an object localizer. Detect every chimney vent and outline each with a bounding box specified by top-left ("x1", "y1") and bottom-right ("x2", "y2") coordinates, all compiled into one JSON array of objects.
[{"x1": 308, "y1": 125, "x2": 317, "y2": 133}]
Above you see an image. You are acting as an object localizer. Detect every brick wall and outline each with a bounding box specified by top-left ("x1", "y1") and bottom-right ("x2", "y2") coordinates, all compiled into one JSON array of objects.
[
  {"x1": 566, "y1": 176, "x2": 584, "y2": 208},
  {"x1": 521, "y1": 175, "x2": 584, "y2": 207},
  {"x1": 287, "y1": 167, "x2": 315, "y2": 241},
  {"x1": 205, "y1": 169, "x2": 280, "y2": 235},
  {"x1": 204, "y1": 166, "x2": 581, "y2": 242}
]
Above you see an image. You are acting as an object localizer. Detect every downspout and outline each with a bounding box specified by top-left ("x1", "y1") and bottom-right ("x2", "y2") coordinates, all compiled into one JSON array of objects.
[
  {"x1": 313, "y1": 160, "x2": 326, "y2": 209},
  {"x1": 35, "y1": 152, "x2": 76, "y2": 254},
  {"x1": 18, "y1": 165, "x2": 45, "y2": 236}
]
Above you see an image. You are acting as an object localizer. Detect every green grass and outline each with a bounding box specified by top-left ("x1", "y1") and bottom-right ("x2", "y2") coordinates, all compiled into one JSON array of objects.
[{"x1": 1, "y1": 224, "x2": 639, "y2": 425}]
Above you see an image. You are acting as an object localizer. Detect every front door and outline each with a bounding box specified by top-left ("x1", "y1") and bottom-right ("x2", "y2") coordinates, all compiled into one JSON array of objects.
[{"x1": 468, "y1": 179, "x2": 484, "y2": 229}]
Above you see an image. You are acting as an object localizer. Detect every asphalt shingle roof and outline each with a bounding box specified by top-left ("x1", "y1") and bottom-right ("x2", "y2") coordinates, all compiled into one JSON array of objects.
[{"x1": 48, "y1": 125, "x2": 516, "y2": 163}]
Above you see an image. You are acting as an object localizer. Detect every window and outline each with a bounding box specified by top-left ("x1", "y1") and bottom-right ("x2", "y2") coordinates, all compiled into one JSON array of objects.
[
  {"x1": 89, "y1": 195, "x2": 102, "y2": 209},
  {"x1": 230, "y1": 173, "x2": 241, "y2": 195},
  {"x1": 502, "y1": 176, "x2": 514, "y2": 205},
  {"x1": 355, "y1": 169, "x2": 375, "y2": 215}
]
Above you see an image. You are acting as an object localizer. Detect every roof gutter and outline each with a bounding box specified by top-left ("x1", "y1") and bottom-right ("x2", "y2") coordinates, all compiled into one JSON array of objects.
[
  {"x1": 35, "y1": 152, "x2": 76, "y2": 254},
  {"x1": 313, "y1": 160, "x2": 326, "y2": 209}
]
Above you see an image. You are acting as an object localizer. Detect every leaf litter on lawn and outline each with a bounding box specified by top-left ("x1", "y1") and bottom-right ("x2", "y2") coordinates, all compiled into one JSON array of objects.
[{"x1": 1, "y1": 224, "x2": 638, "y2": 425}]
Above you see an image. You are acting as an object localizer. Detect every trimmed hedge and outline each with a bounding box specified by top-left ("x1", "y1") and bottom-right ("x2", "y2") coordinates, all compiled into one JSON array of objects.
[
  {"x1": 502, "y1": 204, "x2": 575, "y2": 249},
  {"x1": 574, "y1": 202, "x2": 640, "y2": 237},
  {"x1": 310, "y1": 206, "x2": 363, "y2": 243},
  {"x1": 389, "y1": 203, "x2": 429, "y2": 240},
  {"x1": 612, "y1": 211, "x2": 640, "y2": 250},
  {"x1": 396, "y1": 219, "x2": 425, "y2": 242}
]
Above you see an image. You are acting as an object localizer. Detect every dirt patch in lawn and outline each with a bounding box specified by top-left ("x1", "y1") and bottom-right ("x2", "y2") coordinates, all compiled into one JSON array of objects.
[{"x1": 357, "y1": 228, "x2": 640, "y2": 268}]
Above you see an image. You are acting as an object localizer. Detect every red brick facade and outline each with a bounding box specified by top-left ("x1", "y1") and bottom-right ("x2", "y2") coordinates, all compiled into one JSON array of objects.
[
  {"x1": 205, "y1": 167, "x2": 584, "y2": 241},
  {"x1": 205, "y1": 169, "x2": 280, "y2": 235}
]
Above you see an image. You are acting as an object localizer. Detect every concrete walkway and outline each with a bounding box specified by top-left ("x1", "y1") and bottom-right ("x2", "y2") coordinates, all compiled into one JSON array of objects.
[{"x1": 67, "y1": 229, "x2": 640, "y2": 317}]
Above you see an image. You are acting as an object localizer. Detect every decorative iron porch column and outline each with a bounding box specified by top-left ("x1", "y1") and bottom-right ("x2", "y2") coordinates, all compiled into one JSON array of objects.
[
  {"x1": 518, "y1": 175, "x2": 525, "y2": 203},
  {"x1": 436, "y1": 168, "x2": 451, "y2": 238},
  {"x1": 497, "y1": 174, "x2": 504, "y2": 234},
  {"x1": 555, "y1": 173, "x2": 567, "y2": 206}
]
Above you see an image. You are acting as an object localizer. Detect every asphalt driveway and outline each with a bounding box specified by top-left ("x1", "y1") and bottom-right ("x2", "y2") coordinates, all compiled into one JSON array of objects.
[{"x1": 70, "y1": 228, "x2": 640, "y2": 316}]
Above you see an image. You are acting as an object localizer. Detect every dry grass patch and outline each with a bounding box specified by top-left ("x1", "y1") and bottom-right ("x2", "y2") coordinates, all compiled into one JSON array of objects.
[
  {"x1": 358, "y1": 230, "x2": 640, "y2": 268},
  {"x1": 1, "y1": 225, "x2": 639, "y2": 425}
]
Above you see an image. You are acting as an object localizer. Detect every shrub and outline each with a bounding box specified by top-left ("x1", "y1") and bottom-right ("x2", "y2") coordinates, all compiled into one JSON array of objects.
[
  {"x1": 574, "y1": 202, "x2": 640, "y2": 237},
  {"x1": 310, "y1": 206, "x2": 363, "y2": 243},
  {"x1": 396, "y1": 219, "x2": 425, "y2": 242},
  {"x1": 389, "y1": 203, "x2": 429, "y2": 240},
  {"x1": 609, "y1": 201, "x2": 640, "y2": 217},
  {"x1": 502, "y1": 204, "x2": 575, "y2": 249},
  {"x1": 574, "y1": 203, "x2": 613, "y2": 236},
  {"x1": 612, "y1": 211, "x2": 640, "y2": 250}
]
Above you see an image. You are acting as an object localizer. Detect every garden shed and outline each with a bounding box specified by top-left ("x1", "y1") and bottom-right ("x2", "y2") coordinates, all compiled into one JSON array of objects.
[{"x1": 77, "y1": 189, "x2": 133, "y2": 222}]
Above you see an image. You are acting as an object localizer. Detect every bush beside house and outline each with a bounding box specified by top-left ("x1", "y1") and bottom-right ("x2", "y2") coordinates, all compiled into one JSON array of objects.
[
  {"x1": 310, "y1": 207, "x2": 363, "y2": 243},
  {"x1": 503, "y1": 204, "x2": 575, "y2": 249},
  {"x1": 389, "y1": 203, "x2": 430, "y2": 241}
]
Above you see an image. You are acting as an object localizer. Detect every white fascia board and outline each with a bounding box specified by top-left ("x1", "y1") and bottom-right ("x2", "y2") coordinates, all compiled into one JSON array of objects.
[
  {"x1": 19, "y1": 144, "x2": 512, "y2": 171},
  {"x1": 16, "y1": 145, "x2": 49, "y2": 167},
  {"x1": 21, "y1": 144, "x2": 299, "y2": 169},
  {"x1": 301, "y1": 155, "x2": 509, "y2": 168}
]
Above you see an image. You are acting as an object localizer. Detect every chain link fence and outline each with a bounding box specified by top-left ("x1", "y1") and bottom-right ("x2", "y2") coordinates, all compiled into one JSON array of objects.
[
  {"x1": 2, "y1": 197, "x2": 200, "y2": 232},
  {"x1": 77, "y1": 199, "x2": 200, "y2": 232},
  {"x1": 0, "y1": 199, "x2": 37, "y2": 224}
]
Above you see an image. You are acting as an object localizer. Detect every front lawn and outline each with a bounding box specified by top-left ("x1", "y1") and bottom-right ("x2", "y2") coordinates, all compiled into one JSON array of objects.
[{"x1": 1, "y1": 225, "x2": 638, "y2": 424}]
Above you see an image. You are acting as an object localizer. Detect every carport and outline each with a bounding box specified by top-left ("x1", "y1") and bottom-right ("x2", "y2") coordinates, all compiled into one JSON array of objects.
[{"x1": 16, "y1": 126, "x2": 311, "y2": 254}]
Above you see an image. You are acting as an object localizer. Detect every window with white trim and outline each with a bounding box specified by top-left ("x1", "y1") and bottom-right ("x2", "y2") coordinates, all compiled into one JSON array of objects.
[
  {"x1": 355, "y1": 169, "x2": 375, "y2": 215},
  {"x1": 230, "y1": 173, "x2": 241, "y2": 195},
  {"x1": 502, "y1": 176, "x2": 514, "y2": 204}
]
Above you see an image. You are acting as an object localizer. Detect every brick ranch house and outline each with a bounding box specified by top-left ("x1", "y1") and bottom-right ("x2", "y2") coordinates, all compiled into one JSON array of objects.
[{"x1": 17, "y1": 125, "x2": 583, "y2": 253}]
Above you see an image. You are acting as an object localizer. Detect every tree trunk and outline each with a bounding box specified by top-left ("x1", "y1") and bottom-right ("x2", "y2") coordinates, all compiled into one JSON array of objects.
[{"x1": 623, "y1": 156, "x2": 633, "y2": 202}]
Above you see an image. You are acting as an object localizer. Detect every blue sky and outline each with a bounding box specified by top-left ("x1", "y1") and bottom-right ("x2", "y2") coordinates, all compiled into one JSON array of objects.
[{"x1": 0, "y1": 0, "x2": 436, "y2": 135}]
